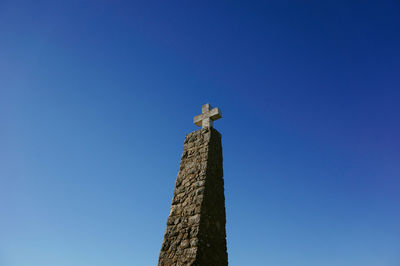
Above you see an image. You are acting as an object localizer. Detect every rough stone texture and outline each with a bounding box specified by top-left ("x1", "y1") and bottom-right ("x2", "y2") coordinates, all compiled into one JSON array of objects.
[{"x1": 158, "y1": 127, "x2": 228, "y2": 266}]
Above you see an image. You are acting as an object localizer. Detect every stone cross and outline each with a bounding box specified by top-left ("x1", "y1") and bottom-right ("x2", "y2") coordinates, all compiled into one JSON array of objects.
[{"x1": 193, "y1": 103, "x2": 222, "y2": 128}]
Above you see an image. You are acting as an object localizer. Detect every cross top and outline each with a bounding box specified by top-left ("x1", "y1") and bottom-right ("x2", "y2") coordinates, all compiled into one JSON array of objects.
[{"x1": 194, "y1": 103, "x2": 222, "y2": 128}]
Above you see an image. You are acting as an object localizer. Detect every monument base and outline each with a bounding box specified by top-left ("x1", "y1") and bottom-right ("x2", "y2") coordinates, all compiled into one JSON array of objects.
[{"x1": 158, "y1": 127, "x2": 228, "y2": 266}]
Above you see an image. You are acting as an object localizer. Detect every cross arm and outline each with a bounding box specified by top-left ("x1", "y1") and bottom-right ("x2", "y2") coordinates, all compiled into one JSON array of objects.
[
  {"x1": 208, "y1": 107, "x2": 222, "y2": 120},
  {"x1": 193, "y1": 114, "x2": 204, "y2": 126}
]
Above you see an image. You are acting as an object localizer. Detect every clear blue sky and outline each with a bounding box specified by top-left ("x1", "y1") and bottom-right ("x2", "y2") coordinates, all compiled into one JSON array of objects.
[{"x1": 1, "y1": 1, "x2": 399, "y2": 265}]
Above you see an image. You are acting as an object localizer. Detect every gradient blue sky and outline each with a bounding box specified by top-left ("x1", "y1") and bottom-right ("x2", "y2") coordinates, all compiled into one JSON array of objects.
[{"x1": 1, "y1": 1, "x2": 399, "y2": 265}]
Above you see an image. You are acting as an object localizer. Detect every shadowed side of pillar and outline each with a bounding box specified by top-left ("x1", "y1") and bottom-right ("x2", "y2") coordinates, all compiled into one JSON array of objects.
[
  {"x1": 158, "y1": 127, "x2": 228, "y2": 266},
  {"x1": 194, "y1": 127, "x2": 228, "y2": 265}
]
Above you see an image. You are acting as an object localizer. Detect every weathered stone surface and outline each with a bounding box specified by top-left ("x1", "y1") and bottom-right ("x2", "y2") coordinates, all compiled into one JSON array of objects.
[{"x1": 158, "y1": 127, "x2": 228, "y2": 266}]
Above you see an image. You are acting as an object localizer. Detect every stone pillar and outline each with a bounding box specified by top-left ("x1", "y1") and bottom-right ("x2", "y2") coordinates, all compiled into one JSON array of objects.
[{"x1": 158, "y1": 127, "x2": 228, "y2": 266}]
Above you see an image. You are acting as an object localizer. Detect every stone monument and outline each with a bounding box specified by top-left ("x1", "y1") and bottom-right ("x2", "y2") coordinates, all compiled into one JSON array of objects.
[{"x1": 158, "y1": 104, "x2": 228, "y2": 265}]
